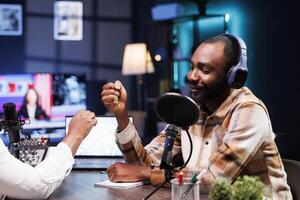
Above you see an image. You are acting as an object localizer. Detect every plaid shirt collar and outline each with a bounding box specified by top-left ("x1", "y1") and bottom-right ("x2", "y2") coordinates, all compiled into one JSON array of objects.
[{"x1": 199, "y1": 88, "x2": 243, "y2": 121}]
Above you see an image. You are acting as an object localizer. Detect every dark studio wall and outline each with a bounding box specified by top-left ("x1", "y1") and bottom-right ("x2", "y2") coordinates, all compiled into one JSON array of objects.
[
  {"x1": 0, "y1": 0, "x2": 24, "y2": 72},
  {"x1": 262, "y1": 0, "x2": 300, "y2": 160}
]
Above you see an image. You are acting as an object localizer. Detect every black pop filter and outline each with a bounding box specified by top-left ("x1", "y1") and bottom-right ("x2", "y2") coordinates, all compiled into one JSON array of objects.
[{"x1": 155, "y1": 92, "x2": 199, "y2": 128}]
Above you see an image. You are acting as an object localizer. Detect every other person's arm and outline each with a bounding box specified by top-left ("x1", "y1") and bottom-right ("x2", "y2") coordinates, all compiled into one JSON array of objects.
[{"x1": 0, "y1": 110, "x2": 97, "y2": 199}]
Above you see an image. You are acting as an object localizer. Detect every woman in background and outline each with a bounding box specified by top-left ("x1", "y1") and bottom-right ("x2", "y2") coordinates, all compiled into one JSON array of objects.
[{"x1": 18, "y1": 88, "x2": 49, "y2": 120}]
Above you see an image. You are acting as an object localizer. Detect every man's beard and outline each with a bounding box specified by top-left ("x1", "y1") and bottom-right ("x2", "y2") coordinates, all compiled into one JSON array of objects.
[{"x1": 189, "y1": 78, "x2": 227, "y2": 106}]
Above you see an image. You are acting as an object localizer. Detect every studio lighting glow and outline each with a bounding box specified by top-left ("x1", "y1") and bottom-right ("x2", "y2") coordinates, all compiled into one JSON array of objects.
[
  {"x1": 154, "y1": 54, "x2": 161, "y2": 61},
  {"x1": 225, "y1": 13, "x2": 230, "y2": 22}
]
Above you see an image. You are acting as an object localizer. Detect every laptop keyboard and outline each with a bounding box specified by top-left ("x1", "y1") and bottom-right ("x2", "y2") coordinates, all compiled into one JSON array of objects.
[{"x1": 72, "y1": 157, "x2": 125, "y2": 170}]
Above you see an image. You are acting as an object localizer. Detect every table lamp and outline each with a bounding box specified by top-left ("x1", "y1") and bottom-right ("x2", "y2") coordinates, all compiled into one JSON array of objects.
[{"x1": 122, "y1": 43, "x2": 154, "y2": 110}]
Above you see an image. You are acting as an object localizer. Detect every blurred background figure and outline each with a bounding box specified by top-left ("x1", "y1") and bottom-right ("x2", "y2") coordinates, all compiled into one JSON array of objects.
[
  {"x1": 63, "y1": 76, "x2": 85, "y2": 105},
  {"x1": 18, "y1": 87, "x2": 49, "y2": 121}
]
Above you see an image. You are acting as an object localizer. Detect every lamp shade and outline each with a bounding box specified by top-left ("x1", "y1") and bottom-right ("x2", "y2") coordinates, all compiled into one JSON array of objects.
[
  {"x1": 146, "y1": 50, "x2": 155, "y2": 74},
  {"x1": 122, "y1": 43, "x2": 154, "y2": 75}
]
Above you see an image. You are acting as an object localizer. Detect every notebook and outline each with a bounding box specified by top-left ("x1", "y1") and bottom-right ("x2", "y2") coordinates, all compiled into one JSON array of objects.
[
  {"x1": 65, "y1": 116, "x2": 133, "y2": 170},
  {"x1": 94, "y1": 180, "x2": 143, "y2": 189}
]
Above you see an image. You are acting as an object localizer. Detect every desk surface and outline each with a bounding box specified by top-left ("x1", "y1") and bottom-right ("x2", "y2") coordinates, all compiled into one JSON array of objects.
[{"x1": 49, "y1": 171, "x2": 208, "y2": 200}]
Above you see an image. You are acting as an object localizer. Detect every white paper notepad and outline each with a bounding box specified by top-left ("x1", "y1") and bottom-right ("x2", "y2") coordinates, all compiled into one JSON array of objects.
[{"x1": 94, "y1": 180, "x2": 143, "y2": 189}]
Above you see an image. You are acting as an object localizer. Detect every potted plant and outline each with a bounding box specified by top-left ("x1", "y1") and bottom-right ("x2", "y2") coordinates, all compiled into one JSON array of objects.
[
  {"x1": 231, "y1": 175, "x2": 264, "y2": 200},
  {"x1": 209, "y1": 175, "x2": 265, "y2": 200},
  {"x1": 209, "y1": 178, "x2": 232, "y2": 200}
]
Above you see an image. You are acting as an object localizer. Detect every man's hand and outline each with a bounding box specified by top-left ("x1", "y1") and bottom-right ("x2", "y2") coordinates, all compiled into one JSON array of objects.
[
  {"x1": 63, "y1": 110, "x2": 97, "y2": 156},
  {"x1": 101, "y1": 80, "x2": 127, "y2": 115},
  {"x1": 101, "y1": 80, "x2": 129, "y2": 131},
  {"x1": 68, "y1": 110, "x2": 97, "y2": 138},
  {"x1": 107, "y1": 162, "x2": 151, "y2": 182}
]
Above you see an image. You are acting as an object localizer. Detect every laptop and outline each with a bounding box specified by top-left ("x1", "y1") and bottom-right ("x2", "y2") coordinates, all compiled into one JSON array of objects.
[{"x1": 65, "y1": 116, "x2": 133, "y2": 170}]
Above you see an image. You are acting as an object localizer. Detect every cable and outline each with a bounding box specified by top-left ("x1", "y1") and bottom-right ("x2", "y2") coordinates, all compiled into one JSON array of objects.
[
  {"x1": 143, "y1": 179, "x2": 168, "y2": 200},
  {"x1": 175, "y1": 128, "x2": 193, "y2": 172},
  {"x1": 143, "y1": 128, "x2": 194, "y2": 200}
]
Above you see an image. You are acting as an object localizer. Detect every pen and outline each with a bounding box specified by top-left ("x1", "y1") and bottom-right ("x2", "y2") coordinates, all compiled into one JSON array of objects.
[
  {"x1": 178, "y1": 172, "x2": 183, "y2": 185},
  {"x1": 178, "y1": 169, "x2": 207, "y2": 200},
  {"x1": 178, "y1": 172, "x2": 198, "y2": 200}
]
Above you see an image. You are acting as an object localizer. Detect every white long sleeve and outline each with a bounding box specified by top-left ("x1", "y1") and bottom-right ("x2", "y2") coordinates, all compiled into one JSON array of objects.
[{"x1": 0, "y1": 139, "x2": 74, "y2": 199}]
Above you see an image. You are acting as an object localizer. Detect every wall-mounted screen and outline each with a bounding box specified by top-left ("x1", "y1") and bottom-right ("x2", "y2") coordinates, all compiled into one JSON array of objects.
[{"x1": 0, "y1": 73, "x2": 87, "y2": 145}]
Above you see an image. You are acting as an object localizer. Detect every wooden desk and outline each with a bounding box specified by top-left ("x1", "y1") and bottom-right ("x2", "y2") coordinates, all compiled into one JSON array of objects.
[{"x1": 49, "y1": 171, "x2": 208, "y2": 200}]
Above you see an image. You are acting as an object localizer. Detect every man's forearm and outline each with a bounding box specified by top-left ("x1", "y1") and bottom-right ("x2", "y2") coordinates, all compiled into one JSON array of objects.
[
  {"x1": 62, "y1": 134, "x2": 84, "y2": 156},
  {"x1": 115, "y1": 108, "x2": 130, "y2": 132}
]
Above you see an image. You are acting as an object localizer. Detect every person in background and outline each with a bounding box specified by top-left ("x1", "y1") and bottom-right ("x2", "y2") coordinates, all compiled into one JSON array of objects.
[
  {"x1": 63, "y1": 76, "x2": 85, "y2": 105},
  {"x1": 101, "y1": 34, "x2": 292, "y2": 199},
  {"x1": 0, "y1": 109, "x2": 97, "y2": 199},
  {"x1": 18, "y1": 87, "x2": 49, "y2": 120}
]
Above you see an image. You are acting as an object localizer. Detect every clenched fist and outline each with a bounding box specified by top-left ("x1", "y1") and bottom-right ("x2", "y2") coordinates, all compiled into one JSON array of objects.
[
  {"x1": 101, "y1": 80, "x2": 127, "y2": 116},
  {"x1": 68, "y1": 110, "x2": 97, "y2": 139},
  {"x1": 63, "y1": 110, "x2": 97, "y2": 156},
  {"x1": 101, "y1": 80, "x2": 129, "y2": 132}
]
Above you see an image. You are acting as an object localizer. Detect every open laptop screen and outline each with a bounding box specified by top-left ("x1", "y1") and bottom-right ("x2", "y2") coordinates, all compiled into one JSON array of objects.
[{"x1": 65, "y1": 116, "x2": 132, "y2": 157}]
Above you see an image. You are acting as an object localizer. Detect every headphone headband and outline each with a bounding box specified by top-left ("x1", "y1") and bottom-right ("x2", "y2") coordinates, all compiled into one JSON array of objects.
[{"x1": 219, "y1": 33, "x2": 248, "y2": 89}]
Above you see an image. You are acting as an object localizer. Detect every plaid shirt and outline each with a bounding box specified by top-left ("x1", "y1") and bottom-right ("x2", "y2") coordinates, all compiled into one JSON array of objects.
[{"x1": 115, "y1": 87, "x2": 292, "y2": 199}]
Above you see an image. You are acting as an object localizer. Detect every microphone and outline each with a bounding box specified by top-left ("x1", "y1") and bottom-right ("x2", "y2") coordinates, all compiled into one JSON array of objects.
[
  {"x1": 3, "y1": 102, "x2": 21, "y2": 144},
  {"x1": 155, "y1": 92, "x2": 200, "y2": 171},
  {"x1": 160, "y1": 124, "x2": 181, "y2": 170},
  {"x1": 143, "y1": 93, "x2": 200, "y2": 200}
]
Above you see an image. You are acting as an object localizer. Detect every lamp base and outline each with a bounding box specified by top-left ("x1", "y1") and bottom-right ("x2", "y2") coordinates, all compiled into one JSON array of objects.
[{"x1": 136, "y1": 74, "x2": 145, "y2": 110}]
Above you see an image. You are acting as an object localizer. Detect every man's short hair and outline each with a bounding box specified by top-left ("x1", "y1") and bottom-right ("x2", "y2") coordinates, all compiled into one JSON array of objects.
[{"x1": 203, "y1": 35, "x2": 241, "y2": 71}]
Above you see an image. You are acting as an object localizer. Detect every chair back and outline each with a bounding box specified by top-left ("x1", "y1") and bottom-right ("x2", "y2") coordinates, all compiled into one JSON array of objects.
[{"x1": 282, "y1": 158, "x2": 300, "y2": 200}]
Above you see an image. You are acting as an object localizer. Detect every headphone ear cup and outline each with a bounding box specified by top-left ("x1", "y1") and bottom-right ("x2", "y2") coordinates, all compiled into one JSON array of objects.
[
  {"x1": 227, "y1": 64, "x2": 248, "y2": 89},
  {"x1": 220, "y1": 33, "x2": 248, "y2": 89}
]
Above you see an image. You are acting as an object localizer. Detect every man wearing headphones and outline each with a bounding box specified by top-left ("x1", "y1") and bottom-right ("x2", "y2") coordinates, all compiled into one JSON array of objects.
[{"x1": 101, "y1": 34, "x2": 292, "y2": 199}]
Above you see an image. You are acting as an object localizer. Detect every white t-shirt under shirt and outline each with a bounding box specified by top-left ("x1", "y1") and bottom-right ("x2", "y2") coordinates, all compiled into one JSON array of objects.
[{"x1": 0, "y1": 139, "x2": 74, "y2": 199}]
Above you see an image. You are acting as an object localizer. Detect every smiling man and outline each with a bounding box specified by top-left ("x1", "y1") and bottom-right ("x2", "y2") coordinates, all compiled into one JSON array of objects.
[{"x1": 101, "y1": 34, "x2": 292, "y2": 199}]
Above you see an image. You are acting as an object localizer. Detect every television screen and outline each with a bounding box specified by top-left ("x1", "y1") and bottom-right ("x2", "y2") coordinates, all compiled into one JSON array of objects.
[{"x1": 0, "y1": 73, "x2": 87, "y2": 145}]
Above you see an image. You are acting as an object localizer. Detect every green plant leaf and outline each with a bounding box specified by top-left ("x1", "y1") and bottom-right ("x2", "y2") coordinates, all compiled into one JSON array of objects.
[
  {"x1": 231, "y1": 175, "x2": 264, "y2": 200},
  {"x1": 209, "y1": 178, "x2": 232, "y2": 200}
]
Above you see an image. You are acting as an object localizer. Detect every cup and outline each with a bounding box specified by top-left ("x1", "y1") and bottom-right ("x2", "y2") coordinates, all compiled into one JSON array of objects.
[{"x1": 171, "y1": 177, "x2": 200, "y2": 200}]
